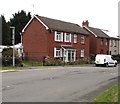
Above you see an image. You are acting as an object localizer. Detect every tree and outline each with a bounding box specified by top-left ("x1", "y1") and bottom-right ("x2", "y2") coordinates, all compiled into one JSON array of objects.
[
  {"x1": 10, "y1": 10, "x2": 31, "y2": 44},
  {"x1": 2, "y1": 15, "x2": 11, "y2": 45}
]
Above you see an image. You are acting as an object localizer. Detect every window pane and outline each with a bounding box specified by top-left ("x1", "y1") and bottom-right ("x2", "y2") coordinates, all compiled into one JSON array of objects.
[
  {"x1": 55, "y1": 32, "x2": 62, "y2": 41},
  {"x1": 65, "y1": 33, "x2": 70, "y2": 42},
  {"x1": 74, "y1": 35, "x2": 77, "y2": 43},
  {"x1": 81, "y1": 36, "x2": 85, "y2": 44},
  {"x1": 100, "y1": 39, "x2": 104, "y2": 45},
  {"x1": 81, "y1": 49, "x2": 84, "y2": 57},
  {"x1": 56, "y1": 48, "x2": 61, "y2": 57}
]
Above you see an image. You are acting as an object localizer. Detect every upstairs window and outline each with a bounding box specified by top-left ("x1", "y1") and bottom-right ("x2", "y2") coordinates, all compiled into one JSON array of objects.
[
  {"x1": 100, "y1": 39, "x2": 104, "y2": 45},
  {"x1": 100, "y1": 50, "x2": 104, "y2": 54},
  {"x1": 81, "y1": 36, "x2": 85, "y2": 44},
  {"x1": 64, "y1": 33, "x2": 71, "y2": 42},
  {"x1": 74, "y1": 34, "x2": 77, "y2": 43},
  {"x1": 55, "y1": 31, "x2": 63, "y2": 42},
  {"x1": 110, "y1": 40, "x2": 113, "y2": 47},
  {"x1": 106, "y1": 39, "x2": 109, "y2": 46}
]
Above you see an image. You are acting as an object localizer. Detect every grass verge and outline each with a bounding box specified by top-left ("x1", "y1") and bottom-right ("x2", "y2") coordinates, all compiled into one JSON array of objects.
[
  {"x1": 92, "y1": 83, "x2": 119, "y2": 103},
  {"x1": 22, "y1": 61, "x2": 43, "y2": 66},
  {"x1": 1, "y1": 66, "x2": 25, "y2": 69}
]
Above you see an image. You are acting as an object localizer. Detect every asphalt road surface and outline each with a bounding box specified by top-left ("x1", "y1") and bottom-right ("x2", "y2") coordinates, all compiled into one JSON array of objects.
[{"x1": 2, "y1": 65, "x2": 118, "y2": 102}]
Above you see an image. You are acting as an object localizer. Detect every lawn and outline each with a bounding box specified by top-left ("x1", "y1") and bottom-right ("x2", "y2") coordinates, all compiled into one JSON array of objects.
[
  {"x1": 22, "y1": 61, "x2": 43, "y2": 66},
  {"x1": 1, "y1": 66, "x2": 25, "y2": 69},
  {"x1": 93, "y1": 83, "x2": 119, "y2": 103}
]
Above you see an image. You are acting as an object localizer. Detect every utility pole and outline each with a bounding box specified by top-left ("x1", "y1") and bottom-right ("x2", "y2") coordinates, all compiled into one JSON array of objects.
[{"x1": 10, "y1": 26, "x2": 15, "y2": 66}]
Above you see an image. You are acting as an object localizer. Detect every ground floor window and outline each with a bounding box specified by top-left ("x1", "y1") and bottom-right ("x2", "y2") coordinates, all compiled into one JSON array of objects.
[
  {"x1": 100, "y1": 50, "x2": 104, "y2": 54},
  {"x1": 107, "y1": 51, "x2": 109, "y2": 55},
  {"x1": 54, "y1": 48, "x2": 61, "y2": 57},
  {"x1": 80, "y1": 49, "x2": 85, "y2": 57}
]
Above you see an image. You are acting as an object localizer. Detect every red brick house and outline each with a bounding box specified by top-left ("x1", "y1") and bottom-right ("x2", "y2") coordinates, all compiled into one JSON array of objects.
[
  {"x1": 22, "y1": 15, "x2": 89, "y2": 62},
  {"x1": 82, "y1": 20, "x2": 110, "y2": 56}
]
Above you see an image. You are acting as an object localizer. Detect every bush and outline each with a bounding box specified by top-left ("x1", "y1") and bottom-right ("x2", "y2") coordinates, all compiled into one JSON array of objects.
[
  {"x1": 43, "y1": 56, "x2": 91, "y2": 66},
  {"x1": 2, "y1": 57, "x2": 22, "y2": 66},
  {"x1": 43, "y1": 56, "x2": 63, "y2": 66},
  {"x1": 112, "y1": 54, "x2": 120, "y2": 63},
  {"x1": 2, "y1": 48, "x2": 22, "y2": 66}
]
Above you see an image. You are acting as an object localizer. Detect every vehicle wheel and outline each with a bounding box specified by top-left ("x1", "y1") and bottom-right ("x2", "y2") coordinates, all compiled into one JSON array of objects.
[
  {"x1": 105, "y1": 63, "x2": 109, "y2": 67},
  {"x1": 95, "y1": 64, "x2": 99, "y2": 67},
  {"x1": 114, "y1": 63, "x2": 117, "y2": 67}
]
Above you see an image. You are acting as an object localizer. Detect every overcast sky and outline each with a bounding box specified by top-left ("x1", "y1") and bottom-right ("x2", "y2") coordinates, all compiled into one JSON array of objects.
[{"x1": 1, "y1": 0, "x2": 119, "y2": 37}]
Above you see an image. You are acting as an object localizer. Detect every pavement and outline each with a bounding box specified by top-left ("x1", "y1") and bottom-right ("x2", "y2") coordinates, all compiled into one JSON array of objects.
[{"x1": 0, "y1": 64, "x2": 95, "y2": 72}]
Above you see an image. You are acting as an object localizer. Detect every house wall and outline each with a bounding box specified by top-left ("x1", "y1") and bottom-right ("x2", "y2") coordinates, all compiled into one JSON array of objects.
[
  {"x1": 23, "y1": 17, "x2": 89, "y2": 62},
  {"x1": 83, "y1": 27, "x2": 97, "y2": 55},
  {"x1": 23, "y1": 18, "x2": 48, "y2": 61},
  {"x1": 96, "y1": 38, "x2": 109, "y2": 54},
  {"x1": 109, "y1": 39, "x2": 119, "y2": 55},
  {"x1": 47, "y1": 31, "x2": 89, "y2": 59},
  {"x1": 83, "y1": 27, "x2": 109, "y2": 55},
  {"x1": 118, "y1": 38, "x2": 120, "y2": 54},
  {"x1": 118, "y1": 42, "x2": 120, "y2": 54}
]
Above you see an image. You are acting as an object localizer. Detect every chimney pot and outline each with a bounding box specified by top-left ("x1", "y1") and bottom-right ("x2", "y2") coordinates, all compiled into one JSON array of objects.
[{"x1": 82, "y1": 20, "x2": 89, "y2": 27}]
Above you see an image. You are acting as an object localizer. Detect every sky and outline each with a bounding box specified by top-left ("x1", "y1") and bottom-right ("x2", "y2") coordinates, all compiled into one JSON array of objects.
[{"x1": 1, "y1": 0, "x2": 119, "y2": 37}]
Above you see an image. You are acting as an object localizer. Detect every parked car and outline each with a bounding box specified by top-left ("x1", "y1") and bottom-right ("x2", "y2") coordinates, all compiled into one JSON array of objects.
[{"x1": 95, "y1": 54, "x2": 117, "y2": 67}]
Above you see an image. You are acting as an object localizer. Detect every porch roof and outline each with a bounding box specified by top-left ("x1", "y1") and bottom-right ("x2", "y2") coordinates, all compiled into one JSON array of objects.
[{"x1": 61, "y1": 45, "x2": 76, "y2": 50}]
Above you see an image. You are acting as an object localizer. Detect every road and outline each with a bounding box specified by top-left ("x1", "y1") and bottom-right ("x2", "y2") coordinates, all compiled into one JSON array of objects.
[{"x1": 2, "y1": 65, "x2": 118, "y2": 102}]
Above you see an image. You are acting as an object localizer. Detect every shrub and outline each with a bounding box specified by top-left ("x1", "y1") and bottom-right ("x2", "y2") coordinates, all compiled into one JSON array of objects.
[
  {"x1": 2, "y1": 56, "x2": 22, "y2": 66},
  {"x1": 112, "y1": 54, "x2": 120, "y2": 63},
  {"x1": 43, "y1": 56, "x2": 91, "y2": 66},
  {"x1": 43, "y1": 56, "x2": 63, "y2": 66},
  {"x1": 2, "y1": 48, "x2": 22, "y2": 66}
]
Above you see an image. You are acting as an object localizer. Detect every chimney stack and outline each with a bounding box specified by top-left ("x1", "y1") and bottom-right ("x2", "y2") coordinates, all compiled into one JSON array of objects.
[{"x1": 82, "y1": 20, "x2": 89, "y2": 27}]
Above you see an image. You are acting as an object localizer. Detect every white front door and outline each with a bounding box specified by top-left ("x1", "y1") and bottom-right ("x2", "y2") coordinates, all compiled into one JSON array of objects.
[{"x1": 63, "y1": 50, "x2": 76, "y2": 62}]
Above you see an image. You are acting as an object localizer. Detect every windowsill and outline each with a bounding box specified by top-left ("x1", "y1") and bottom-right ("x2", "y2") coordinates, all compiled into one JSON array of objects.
[
  {"x1": 81, "y1": 43, "x2": 85, "y2": 45},
  {"x1": 55, "y1": 41, "x2": 63, "y2": 42},
  {"x1": 64, "y1": 41, "x2": 71, "y2": 43},
  {"x1": 54, "y1": 56, "x2": 62, "y2": 58}
]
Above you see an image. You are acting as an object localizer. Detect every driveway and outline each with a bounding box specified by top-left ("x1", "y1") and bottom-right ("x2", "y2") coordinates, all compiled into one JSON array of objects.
[{"x1": 2, "y1": 65, "x2": 118, "y2": 102}]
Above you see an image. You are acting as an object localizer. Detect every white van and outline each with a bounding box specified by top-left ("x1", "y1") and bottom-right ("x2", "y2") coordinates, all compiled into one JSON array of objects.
[{"x1": 95, "y1": 54, "x2": 117, "y2": 67}]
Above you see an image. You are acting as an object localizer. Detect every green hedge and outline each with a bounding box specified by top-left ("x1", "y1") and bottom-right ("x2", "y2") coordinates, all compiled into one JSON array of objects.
[
  {"x1": 112, "y1": 54, "x2": 120, "y2": 63},
  {"x1": 2, "y1": 57, "x2": 22, "y2": 66}
]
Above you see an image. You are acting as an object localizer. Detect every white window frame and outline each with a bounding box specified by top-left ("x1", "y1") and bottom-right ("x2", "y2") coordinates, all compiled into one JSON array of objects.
[
  {"x1": 55, "y1": 31, "x2": 63, "y2": 42},
  {"x1": 64, "y1": 33, "x2": 71, "y2": 42},
  {"x1": 54, "y1": 48, "x2": 62, "y2": 57},
  {"x1": 74, "y1": 34, "x2": 77, "y2": 43},
  {"x1": 80, "y1": 49, "x2": 85, "y2": 57},
  {"x1": 81, "y1": 36, "x2": 85, "y2": 44}
]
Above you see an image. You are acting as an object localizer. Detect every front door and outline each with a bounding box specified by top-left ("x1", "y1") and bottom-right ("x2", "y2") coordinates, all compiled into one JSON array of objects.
[{"x1": 64, "y1": 50, "x2": 76, "y2": 62}]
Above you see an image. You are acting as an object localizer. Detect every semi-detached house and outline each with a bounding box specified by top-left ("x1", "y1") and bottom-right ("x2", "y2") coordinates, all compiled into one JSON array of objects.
[
  {"x1": 22, "y1": 15, "x2": 90, "y2": 62},
  {"x1": 82, "y1": 20, "x2": 110, "y2": 56}
]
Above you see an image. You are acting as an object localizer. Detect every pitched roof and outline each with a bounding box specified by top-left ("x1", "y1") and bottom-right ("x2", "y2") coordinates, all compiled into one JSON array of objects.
[
  {"x1": 36, "y1": 15, "x2": 89, "y2": 35},
  {"x1": 85, "y1": 26, "x2": 110, "y2": 38},
  {"x1": 101, "y1": 30, "x2": 119, "y2": 40}
]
